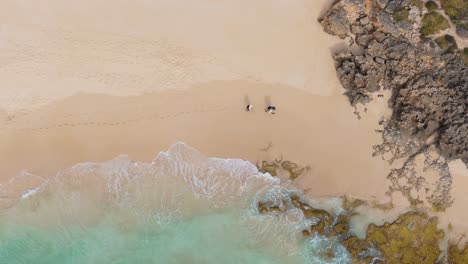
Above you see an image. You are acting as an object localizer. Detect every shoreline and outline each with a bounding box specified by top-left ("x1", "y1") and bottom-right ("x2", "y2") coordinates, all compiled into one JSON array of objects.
[
  {"x1": 1, "y1": 79, "x2": 467, "y2": 250},
  {"x1": 1, "y1": 0, "x2": 468, "y2": 255},
  {"x1": 0, "y1": 80, "x2": 392, "y2": 202}
]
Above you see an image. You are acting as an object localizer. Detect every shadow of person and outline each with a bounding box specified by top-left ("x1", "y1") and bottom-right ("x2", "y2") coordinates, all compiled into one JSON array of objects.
[
  {"x1": 264, "y1": 96, "x2": 271, "y2": 110},
  {"x1": 244, "y1": 94, "x2": 250, "y2": 106}
]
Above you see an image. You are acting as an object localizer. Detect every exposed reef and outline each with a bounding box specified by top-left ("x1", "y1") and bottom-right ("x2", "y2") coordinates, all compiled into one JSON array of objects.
[
  {"x1": 318, "y1": 0, "x2": 468, "y2": 261},
  {"x1": 257, "y1": 193, "x2": 449, "y2": 263},
  {"x1": 320, "y1": 0, "x2": 467, "y2": 213},
  {"x1": 256, "y1": 159, "x2": 310, "y2": 180}
]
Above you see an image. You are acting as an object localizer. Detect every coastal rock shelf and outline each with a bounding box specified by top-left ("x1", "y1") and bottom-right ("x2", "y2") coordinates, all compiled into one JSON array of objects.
[
  {"x1": 256, "y1": 193, "x2": 468, "y2": 263},
  {"x1": 320, "y1": 0, "x2": 467, "y2": 213},
  {"x1": 256, "y1": 159, "x2": 310, "y2": 180},
  {"x1": 319, "y1": 0, "x2": 468, "y2": 262},
  {"x1": 320, "y1": 0, "x2": 467, "y2": 165}
]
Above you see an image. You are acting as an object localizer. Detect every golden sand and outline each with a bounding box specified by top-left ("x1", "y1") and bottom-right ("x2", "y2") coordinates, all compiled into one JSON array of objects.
[{"x1": 1, "y1": 0, "x2": 467, "y2": 239}]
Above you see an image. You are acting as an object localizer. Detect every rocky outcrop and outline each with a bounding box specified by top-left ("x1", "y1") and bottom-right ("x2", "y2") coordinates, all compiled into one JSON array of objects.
[
  {"x1": 257, "y1": 193, "x2": 448, "y2": 263},
  {"x1": 441, "y1": 0, "x2": 468, "y2": 38},
  {"x1": 320, "y1": 0, "x2": 467, "y2": 165}
]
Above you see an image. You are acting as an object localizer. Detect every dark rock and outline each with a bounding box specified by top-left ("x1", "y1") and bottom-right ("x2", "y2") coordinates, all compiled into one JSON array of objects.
[
  {"x1": 456, "y1": 25, "x2": 468, "y2": 38},
  {"x1": 376, "y1": 0, "x2": 390, "y2": 9},
  {"x1": 320, "y1": 0, "x2": 468, "y2": 165},
  {"x1": 356, "y1": 34, "x2": 372, "y2": 46},
  {"x1": 360, "y1": 16, "x2": 370, "y2": 25},
  {"x1": 351, "y1": 24, "x2": 366, "y2": 35},
  {"x1": 318, "y1": 6, "x2": 350, "y2": 39},
  {"x1": 376, "y1": 11, "x2": 401, "y2": 37}
]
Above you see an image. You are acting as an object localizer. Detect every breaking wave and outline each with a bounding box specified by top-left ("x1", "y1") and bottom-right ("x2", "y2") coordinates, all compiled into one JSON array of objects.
[{"x1": 0, "y1": 142, "x2": 350, "y2": 264}]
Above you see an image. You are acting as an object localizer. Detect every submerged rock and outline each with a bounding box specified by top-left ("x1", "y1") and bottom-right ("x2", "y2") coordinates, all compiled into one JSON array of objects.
[
  {"x1": 281, "y1": 161, "x2": 307, "y2": 180},
  {"x1": 259, "y1": 193, "x2": 450, "y2": 263},
  {"x1": 329, "y1": 214, "x2": 350, "y2": 237},
  {"x1": 256, "y1": 159, "x2": 309, "y2": 180},
  {"x1": 343, "y1": 211, "x2": 445, "y2": 263},
  {"x1": 257, "y1": 160, "x2": 279, "y2": 176},
  {"x1": 342, "y1": 236, "x2": 377, "y2": 264}
]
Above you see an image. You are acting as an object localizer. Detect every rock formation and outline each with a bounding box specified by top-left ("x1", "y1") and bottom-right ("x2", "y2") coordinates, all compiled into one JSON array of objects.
[
  {"x1": 319, "y1": 0, "x2": 467, "y2": 212},
  {"x1": 257, "y1": 192, "x2": 449, "y2": 263},
  {"x1": 320, "y1": 0, "x2": 467, "y2": 165}
]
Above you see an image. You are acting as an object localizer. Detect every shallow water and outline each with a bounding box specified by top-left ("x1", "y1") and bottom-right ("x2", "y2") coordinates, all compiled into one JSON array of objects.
[{"x1": 0, "y1": 143, "x2": 351, "y2": 264}]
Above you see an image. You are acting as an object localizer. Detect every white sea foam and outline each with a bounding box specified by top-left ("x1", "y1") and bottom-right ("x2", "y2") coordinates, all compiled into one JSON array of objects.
[
  {"x1": 21, "y1": 187, "x2": 41, "y2": 199},
  {"x1": 0, "y1": 142, "x2": 352, "y2": 264}
]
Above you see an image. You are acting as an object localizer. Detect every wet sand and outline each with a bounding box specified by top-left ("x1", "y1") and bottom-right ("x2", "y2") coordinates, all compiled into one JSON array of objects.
[{"x1": 0, "y1": 80, "x2": 391, "y2": 203}]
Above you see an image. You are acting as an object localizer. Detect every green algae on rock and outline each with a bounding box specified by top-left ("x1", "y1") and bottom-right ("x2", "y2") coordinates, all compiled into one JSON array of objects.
[
  {"x1": 438, "y1": 0, "x2": 468, "y2": 38},
  {"x1": 425, "y1": 1, "x2": 439, "y2": 11},
  {"x1": 366, "y1": 212, "x2": 444, "y2": 264},
  {"x1": 435, "y1": 34, "x2": 458, "y2": 51},
  {"x1": 421, "y1": 12, "x2": 450, "y2": 36},
  {"x1": 462, "y1": 48, "x2": 468, "y2": 65},
  {"x1": 341, "y1": 211, "x2": 445, "y2": 264},
  {"x1": 329, "y1": 214, "x2": 350, "y2": 237},
  {"x1": 342, "y1": 236, "x2": 378, "y2": 264},
  {"x1": 257, "y1": 191, "x2": 451, "y2": 263},
  {"x1": 393, "y1": 8, "x2": 410, "y2": 22},
  {"x1": 257, "y1": 194, "x2": 347, "y2": 238},
  {"x1": 448, "y1": 243, "x2": 468, "y2": 263},
  {"x1": 441, "y1": 0, "x2": 468, "y2": 20}
]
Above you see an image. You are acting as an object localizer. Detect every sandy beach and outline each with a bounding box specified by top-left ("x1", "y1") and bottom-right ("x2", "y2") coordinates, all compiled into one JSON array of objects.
[
  {"x1": 1, "y1": 0, "x2": 467, "y2": 245},
  {"x1": 0, "y1": 0, "x2": 391, "y2": 196},
  {"x1": 1, "y1": 80, "x2": 391, "y2": 199}
]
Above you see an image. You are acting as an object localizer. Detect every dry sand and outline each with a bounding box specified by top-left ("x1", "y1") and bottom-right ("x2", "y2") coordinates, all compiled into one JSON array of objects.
[
  {"x1": 0, "y1": 0, "x2": 340, "y2": 111},
  {"x1": 0, "y1": 0, "x2": 467, "y2": 238}
]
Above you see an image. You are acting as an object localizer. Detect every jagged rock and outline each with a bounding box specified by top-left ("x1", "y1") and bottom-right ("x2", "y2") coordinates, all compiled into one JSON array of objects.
[
  {"x1": 318, "y1": 0, "x2": 367, "y2": 39},
  {"x1": 342, "y1": 236, "x2": 377, "y2": 264},
  {"x1": 457, "y1": 26, "x2": 468, "y2": 38},
  {"x1": 329, "y1": 214, "x2": 350, "y2": 237},
  {"x1": 320, "y1": 0, "x2": 468, "y2": 165},
  {"x1": 376, "y1": 11, "x2": 401, "y2": 37},
  {"x1": 318, "y1": 5, "x2": 350, "y2": 39},
  {"x1": 356, "y1": 34, "x2": 372, "y2": 46},
  {"x1": 259, "y1": 193, "x2": 448, "y2": 263}
]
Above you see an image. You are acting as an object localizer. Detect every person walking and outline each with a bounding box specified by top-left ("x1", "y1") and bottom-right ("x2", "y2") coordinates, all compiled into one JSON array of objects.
[
  {"x1": 265, "y1": 106, "x2": 276, "y2": 114},
  {"x1": 246, "y1": 104, "x2": 253, "y2": 111}
]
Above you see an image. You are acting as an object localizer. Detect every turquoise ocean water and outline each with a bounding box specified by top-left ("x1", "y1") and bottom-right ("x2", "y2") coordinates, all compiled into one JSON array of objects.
[{"x1": 0, "y1": 143, "x2": 350, "y2": 264}]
